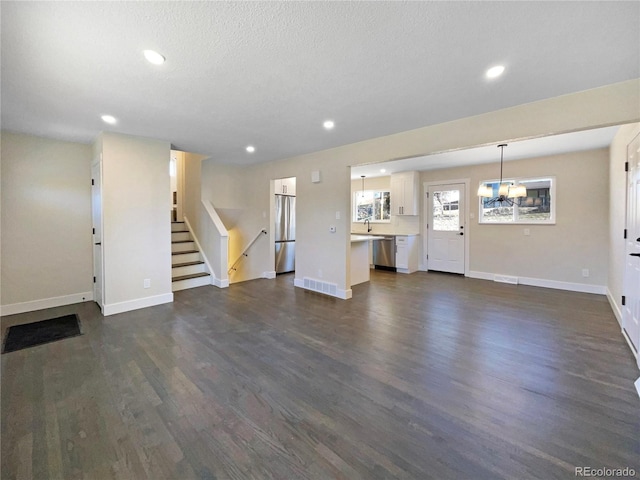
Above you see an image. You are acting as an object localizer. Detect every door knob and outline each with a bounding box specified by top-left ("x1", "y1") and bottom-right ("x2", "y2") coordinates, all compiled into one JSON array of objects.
[{"x1": 459, "y1": 232, "x2": 464, "y2": 236}]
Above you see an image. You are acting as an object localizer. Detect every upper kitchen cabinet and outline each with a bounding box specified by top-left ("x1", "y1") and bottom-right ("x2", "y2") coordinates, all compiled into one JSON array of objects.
[
  {"x1": 275, "y1": 177, "x2": 296, "y2": 196},
  {"x1": 390, "y1": 171, "x2": 419, "y2": 215}
]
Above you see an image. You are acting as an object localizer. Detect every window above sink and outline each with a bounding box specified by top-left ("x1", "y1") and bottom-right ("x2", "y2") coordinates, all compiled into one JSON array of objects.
[{"x1": 353, "y1": 190, "x2": 391, "y2": 223}]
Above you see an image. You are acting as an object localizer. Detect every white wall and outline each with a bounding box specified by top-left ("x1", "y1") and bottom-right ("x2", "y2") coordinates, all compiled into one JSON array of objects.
[
  {"x1": 201, "y1": 161, "x2": 272, "y2": 284},
  {"x1": 350, "y1": 176, "x2": 420, "y2": 235},
  {"x1": 99, "y1": 132, "x2": 172, "y2": 315},
  {"x1": 420, "y1": 149, "x2": 610, "y2": 290},
  {"x1": 199, "y1": 80, "x2": 639, "y2": 299},
  {"x1": 608, "y1": 123, "x2": 640, "y2": 322},
  {"x1": 0, "y1": 132, "x2": 93, "y2": 315}
]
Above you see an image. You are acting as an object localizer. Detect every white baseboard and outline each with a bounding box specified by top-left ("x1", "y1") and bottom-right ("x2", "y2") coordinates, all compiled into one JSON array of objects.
[
  {"x1": 468, "y1": 270, "x2": 494, "y2": 281},
  {"x1": 213, "y1": 277, "x2": 229, "y2": 288},
  {"x1": 1, "y1": 291, "x2": 94, "y2": 317},
  {"x1": 293, "y1": 278, "x2": 352, "y2": 300},
  {"x1": 621, "y1": 328, "x2": 639, "y2": 361},
  {"x1": 102, "y1": 292, "x2": 173, "y2": 316},
  {"x1": 518, "y1": 276, "x2": 606, "y2": 295},
  {"x1": 606, "y1": 288, "x2": 623, "y2": 327},
  {"x1": 467, "y1": 271, "x2": 605, "y2": 294},
  {"x1": 263, "y1": 271, "x2": 276, "y2": 279},
  {"x1": 635, "y1": 377, "x2": 640, "y2": 398}
]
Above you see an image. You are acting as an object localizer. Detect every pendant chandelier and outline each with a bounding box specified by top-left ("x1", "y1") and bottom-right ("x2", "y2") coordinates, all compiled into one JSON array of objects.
[{"x1": 477, "y1": 144, "x2": 526, "y2": 206}]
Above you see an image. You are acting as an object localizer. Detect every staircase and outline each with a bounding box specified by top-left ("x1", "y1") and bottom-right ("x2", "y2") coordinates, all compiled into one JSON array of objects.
[{"x1": 171, "y1": 221, "x2": 211, "y2": 291}]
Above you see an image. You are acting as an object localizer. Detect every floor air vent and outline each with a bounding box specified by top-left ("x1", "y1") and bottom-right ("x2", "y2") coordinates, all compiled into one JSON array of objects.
[{"x1": 303, "y1": 277, "x2": 338, "y2": 296}]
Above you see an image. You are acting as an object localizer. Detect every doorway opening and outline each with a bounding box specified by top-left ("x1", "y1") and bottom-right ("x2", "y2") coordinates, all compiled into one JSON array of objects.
[{"x1": 274, "y1": 177, "x2": 296, "y2": 275}]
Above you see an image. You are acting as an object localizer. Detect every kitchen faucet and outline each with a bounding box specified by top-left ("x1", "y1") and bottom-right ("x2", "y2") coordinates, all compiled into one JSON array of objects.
[{"x1": 364, "y1": 219, "x2": 372, "y2": 232}]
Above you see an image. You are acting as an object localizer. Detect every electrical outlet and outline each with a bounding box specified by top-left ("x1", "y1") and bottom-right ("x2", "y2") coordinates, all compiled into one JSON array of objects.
[
  {"x1": 336, "y1": 211, "x2": 341, "y2": 220},
  {"x1": 582, "y1": 269, "x2": 589, "y2": 278},
  {"x1": 524, "y1": 228, "x2": 530, "y2": 236},
  {"x1": 318, "y1": 269, "x2": 323, "y2": 278},
  {"x1": 144, "y1": 278, "x2": 151, "y2": 288}
]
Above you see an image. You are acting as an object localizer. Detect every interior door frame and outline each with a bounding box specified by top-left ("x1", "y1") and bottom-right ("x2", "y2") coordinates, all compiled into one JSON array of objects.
[
  {"x1": 423, "y1": 178, "x2": 470, "y2": 275},
  {"x1": 91, "y1": 156, "x2": 104, "y2": 311},
  {"x1": 622, "y1": 132, "x2": 640, "y2": 369}
]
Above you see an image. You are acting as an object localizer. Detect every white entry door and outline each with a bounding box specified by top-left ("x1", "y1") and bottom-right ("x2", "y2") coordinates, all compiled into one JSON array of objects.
[
  {"x1": 427, "y1": 183, "x2": 466, "y2": 274},
  {"x1": 91, "y1": 160, "x2": 104, "y2": 310},
  {"x1": 623, "y1": 133, "x2": 640, "y2": 356}
]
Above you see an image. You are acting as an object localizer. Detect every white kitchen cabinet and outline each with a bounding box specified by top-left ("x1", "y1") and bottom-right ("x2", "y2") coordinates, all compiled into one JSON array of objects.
[
  {"x1": 275, "y1": 177, "x2": 296, "y2": 196},
  {"x1": 390, "y1": 171, "x2": 419, "y2": 215},
  {"x1": 396, "y1": 235, "x2": 419, "y2": 273}
]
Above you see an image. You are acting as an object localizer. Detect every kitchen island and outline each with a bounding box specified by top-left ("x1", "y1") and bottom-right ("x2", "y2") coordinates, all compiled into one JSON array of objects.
[{"x1": 350, "y1": 235, "x2": 385, "y2": 286}]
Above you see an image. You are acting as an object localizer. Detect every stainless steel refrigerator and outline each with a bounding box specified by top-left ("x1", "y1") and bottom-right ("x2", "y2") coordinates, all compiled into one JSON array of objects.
[{"x1": 275, "y1": 195, "x2": 296, "y2": 273}]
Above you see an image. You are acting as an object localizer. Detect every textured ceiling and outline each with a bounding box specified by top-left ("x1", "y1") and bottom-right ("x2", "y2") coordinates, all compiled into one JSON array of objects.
[{"x1": 2, "y1": 1, "x2": 638, "y2": 165}]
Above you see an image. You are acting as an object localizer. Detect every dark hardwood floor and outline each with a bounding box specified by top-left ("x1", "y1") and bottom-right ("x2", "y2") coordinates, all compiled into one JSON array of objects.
[{"x1": 2, "y1": 271, "x2": 639, "y2": 479}]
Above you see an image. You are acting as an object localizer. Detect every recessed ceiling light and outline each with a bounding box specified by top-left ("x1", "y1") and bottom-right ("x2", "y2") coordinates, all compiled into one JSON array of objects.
[
  {"x1": 323, "y1": 120, "x2": 335, "y2": 130},
  {"x1": 486, "y1": 65, "x2": 505, "y2": 79},
  {"x1": 101, "y1": 115, "x2": 117, "y2": 124},
  {"x1": 143, "y1": 50, "x2": 165, "y2": 65},
  {"x1": 246, "y1": 145, "x2": 255, "y2": 153},
  {"x1": 380, "y1": 169, "x2": 386, "y2": 173}
]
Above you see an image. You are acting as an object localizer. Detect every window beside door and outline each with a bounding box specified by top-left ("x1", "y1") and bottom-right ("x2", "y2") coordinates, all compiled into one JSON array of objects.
[{"x1": 478, "y1": 177, "x2": 556, "y2": 224}]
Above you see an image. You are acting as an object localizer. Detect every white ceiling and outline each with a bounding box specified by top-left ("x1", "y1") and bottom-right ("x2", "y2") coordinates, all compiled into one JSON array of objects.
[
  {"x1": 1, "y1": 2, "x2": 638, "y2": 165},
  {"x1": 351, "y1": 125, "x2": 621, "y2": 179}
]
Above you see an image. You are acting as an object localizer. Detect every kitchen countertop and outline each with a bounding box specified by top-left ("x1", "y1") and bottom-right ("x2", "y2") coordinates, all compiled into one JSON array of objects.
[
  {"x1": 350, "y1": 232, "x2": 419, "y2": 237},
  {"x1": 350, "y1": 234, "x2": 386, "y2": 243}
]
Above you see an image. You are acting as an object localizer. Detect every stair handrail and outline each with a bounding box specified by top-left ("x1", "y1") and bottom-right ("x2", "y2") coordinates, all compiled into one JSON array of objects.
[{"x1": 228, "y1": 228, "x2": 268, "y2": 274}]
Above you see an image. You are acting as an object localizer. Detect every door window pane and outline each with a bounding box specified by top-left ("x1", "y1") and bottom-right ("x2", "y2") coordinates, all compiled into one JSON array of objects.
[{"x1": 432, "y1": 190, "x2": 460, "y2": 231}]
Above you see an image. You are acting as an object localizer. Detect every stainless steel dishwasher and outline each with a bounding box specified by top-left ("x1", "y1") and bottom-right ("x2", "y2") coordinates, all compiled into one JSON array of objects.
[{"x1": 372, "y1": 236, "x2": 396, "y2": 271}]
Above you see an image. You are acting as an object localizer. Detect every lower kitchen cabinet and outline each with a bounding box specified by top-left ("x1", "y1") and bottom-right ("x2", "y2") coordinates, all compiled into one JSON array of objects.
[{"x1": 396, "y1": 235, "x2": 419, "y2": 273}]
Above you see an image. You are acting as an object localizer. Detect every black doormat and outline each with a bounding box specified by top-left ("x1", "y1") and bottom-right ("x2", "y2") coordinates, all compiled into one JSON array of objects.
[{"x1": 2, "y1": 314, "x2": 81, "y2": 353}]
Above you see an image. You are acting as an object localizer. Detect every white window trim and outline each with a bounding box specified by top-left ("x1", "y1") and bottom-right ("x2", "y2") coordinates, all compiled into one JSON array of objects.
[{"x1": 478, "y1": 176, "x2": 556, "y2": 225}]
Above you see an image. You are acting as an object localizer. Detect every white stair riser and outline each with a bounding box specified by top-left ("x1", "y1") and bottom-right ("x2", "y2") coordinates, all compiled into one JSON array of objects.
[
  {"x1": 172, "y1": 241, "x2": 196, "y2": 253},
  {"x1": 172, "y1": 275, "x2": 211, "y2": 291},
  {"x1": 171, "y1": 231, "x2": 192, "y2": 242},
  {"x1": 172, "y1": 252, "x2": 201, "y2": 264},
  {"x1": 172, "y1": 263, "x2": 206, "y2": 277}
]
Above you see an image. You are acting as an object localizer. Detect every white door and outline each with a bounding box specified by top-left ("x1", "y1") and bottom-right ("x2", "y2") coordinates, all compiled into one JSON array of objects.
[
  {"x1": 427, "y1": 183, "x2": 466, "y2": 274},
  {"x1": 91, "y1": 160, "x2": 104, "y2": 310},
  {"x1": 622, "y1": 133, "x2": 640, "y2": 356}
]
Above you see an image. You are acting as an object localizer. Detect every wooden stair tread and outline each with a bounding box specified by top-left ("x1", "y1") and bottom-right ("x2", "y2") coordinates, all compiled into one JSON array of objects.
[
  {"x1": 172, "y1": 239, "x2": 194, "y2": 244},
  {"x1": 171, "y1": 230, "x2": 189, "y2": 234},
  {"x1": 171, "y1": 221, "x2": 185, "y2": 224},
  {"x1": 172, "y1": 261, "x2": 204, "y2": 268},
  {"x1": 172, "y1": 250, "x2": 199, "y2": 255},
  {"x1": 172, "y1": 272, "x2": 210, "y2": 282}
]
